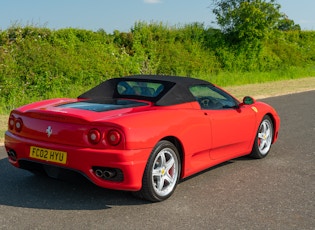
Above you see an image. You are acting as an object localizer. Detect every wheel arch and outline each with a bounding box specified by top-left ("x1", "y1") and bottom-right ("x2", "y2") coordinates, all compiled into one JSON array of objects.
[
  {"x1": 160, "y1": 136, "x2": 184, "y2": 178},
  {"x1": 265, "y1": 112, "x2": 279, "y2": 143}
]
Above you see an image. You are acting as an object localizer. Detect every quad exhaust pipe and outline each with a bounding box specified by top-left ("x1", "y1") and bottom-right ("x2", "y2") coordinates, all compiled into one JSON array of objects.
[
  {"x1": 92, "y1": 166, "x2": 124, "y2": 182},
  {"x1": 95, "y1": 168, "x2": 117, "y2": 179},
  {"x1": 93, "y1": 167, "x2": 123, "y2": 181}
]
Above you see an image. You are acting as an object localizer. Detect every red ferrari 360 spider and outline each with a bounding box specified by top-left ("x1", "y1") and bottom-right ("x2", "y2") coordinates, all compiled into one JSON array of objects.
[{"x1": 5, "y1": 75, "x2": 280, "y2": 202}]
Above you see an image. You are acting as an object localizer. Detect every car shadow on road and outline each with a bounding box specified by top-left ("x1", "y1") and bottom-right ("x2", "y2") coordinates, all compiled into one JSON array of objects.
[
  {"x1": 0, "y1": 155, "x2": 257, "y2": 210},
  {"x1": 179, "y1": 155, "x2": 253, "y2": 183},
  {"x1": 0, "y1": 158, "x2": 149, "y2": 210}
]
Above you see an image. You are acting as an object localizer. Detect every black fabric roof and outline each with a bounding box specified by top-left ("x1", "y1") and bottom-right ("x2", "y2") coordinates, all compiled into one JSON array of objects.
[{"x1": 78, "y1": 75, "x2": 213, "y2": 106}]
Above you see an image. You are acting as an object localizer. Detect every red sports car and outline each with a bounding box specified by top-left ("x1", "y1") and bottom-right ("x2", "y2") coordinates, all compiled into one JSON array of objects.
[{"x1": 5, "y1": 75, "x2": 280, "y2": 202}]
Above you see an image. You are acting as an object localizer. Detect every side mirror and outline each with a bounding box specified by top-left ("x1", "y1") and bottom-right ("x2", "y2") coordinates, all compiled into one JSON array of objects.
[{"x1": 242, "y1": 96, "x2": 256, "y2": 105}]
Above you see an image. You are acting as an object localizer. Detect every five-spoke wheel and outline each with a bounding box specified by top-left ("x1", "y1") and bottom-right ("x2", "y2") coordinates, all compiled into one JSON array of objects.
[
  {"x1": 134, "y1": 140, "x2": 181, "y2": 202},
  {"x1": 250, "y1": 115, "x2": 274, "y2": 159}
]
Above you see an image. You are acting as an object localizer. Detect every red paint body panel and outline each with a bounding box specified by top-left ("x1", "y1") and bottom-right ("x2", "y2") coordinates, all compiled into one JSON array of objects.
[
  {"x1": 4, "y1": 76, "x2": 280, "y2": 192},
  {"x1": 5, "y1": 131, "x2": 150, "y2": 190}
]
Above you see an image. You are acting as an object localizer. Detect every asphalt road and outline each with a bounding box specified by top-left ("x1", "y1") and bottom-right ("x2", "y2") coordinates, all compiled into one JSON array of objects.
[{"x1": 0, "y1": 91, "x2": 314, "y2": 230}]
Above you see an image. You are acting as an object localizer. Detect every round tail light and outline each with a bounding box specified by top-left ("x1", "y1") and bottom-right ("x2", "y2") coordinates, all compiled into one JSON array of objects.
[
  {"x1": 88, "y1": 129, "x2": 101, "y2": 144},
  {"x1": 107, "y1": 130, "x2": 121, "y2": 146},
  {"x1": 15, "y1": 118, "x2": 23, "y2": 132},
  {"x1": 8, "y1": 116, "x2": 15, "y2": 130}
]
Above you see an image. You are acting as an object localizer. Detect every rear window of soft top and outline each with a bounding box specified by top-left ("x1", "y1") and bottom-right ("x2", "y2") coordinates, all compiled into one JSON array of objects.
[{"x1": 117, "y1": 81, "x2": 164, "y2": 98}]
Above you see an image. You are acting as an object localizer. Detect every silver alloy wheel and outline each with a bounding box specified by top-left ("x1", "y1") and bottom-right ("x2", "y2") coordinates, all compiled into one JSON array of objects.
[
  {"x1": 257, "y1": 119, "x2": 273, "y2": 155},
  {"x1": 151, "y1": 147, "x2": 179, "y2": 197}
]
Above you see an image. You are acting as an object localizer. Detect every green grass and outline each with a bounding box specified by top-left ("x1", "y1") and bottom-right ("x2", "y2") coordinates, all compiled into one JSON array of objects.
[{"x1": 200, "y1": 65, "x2": 315, "y2": 87}]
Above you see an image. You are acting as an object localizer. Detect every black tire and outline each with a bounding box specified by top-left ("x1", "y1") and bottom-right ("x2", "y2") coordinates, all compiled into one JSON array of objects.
[
  {"x1": 134, "y1": 140, "x2": 181, "y2": 202},
  {"x1": 249, "y1": 115, "x2": 274, "y2": 159}
]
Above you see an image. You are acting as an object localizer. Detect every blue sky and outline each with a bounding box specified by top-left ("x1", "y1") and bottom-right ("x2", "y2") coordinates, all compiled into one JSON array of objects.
[{"x1": 1, "y1": 0, "x2": 314, "y2": 32}]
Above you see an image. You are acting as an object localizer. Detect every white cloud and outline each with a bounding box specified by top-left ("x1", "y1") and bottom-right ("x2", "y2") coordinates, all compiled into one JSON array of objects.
[{"x1": 144, "y1": 0, "x2": 162, "y2": 4}]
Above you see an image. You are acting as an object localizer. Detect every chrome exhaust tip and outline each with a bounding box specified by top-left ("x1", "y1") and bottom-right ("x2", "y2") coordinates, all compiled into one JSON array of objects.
[
  {"x1": 104, "y1": 170, "x2": 117, "y2": 178},
  {"x1": 95, "y1": 169, "x2": 104, "y2": 178},
  {"x1": 7, "y1": 150, "x2": 17, "y2": 161}
]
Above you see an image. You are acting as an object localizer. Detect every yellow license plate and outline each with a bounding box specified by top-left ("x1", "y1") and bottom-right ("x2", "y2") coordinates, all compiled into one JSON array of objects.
[{"x1": 30, "y1": 146, "x2": 67, "y2": 164}]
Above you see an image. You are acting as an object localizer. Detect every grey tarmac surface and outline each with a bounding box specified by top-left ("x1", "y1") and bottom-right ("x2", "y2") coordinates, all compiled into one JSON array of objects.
[{"x1": 0, "y1": 91, "x2": 314, "y2": 230}]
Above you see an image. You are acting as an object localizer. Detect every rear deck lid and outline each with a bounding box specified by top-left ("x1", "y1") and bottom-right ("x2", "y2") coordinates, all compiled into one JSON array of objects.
[{"x1": 8, "y1": 98, "x2": 151, "y2": 147}]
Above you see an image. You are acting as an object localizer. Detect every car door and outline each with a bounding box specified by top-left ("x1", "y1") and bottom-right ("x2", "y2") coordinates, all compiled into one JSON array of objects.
[
  {"x1": 189, "y1": 84, "x2": 256, "y2": 160},
  {"x1": 208, "y1": 107, "x2": 256, "y2": 160}
]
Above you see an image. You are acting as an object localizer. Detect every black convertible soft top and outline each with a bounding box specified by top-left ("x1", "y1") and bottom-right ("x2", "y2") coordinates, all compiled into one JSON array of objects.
[{"x1": 78, "y1": 75, "x2": 213, "y2": 106}]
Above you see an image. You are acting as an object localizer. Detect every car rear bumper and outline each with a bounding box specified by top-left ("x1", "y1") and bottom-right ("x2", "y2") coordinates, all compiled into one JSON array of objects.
[{"x1": 5, "y1": 131, "x2": 151, "y2": 191}]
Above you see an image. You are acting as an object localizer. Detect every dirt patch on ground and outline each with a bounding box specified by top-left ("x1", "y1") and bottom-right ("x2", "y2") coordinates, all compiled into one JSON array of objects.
[
  {"x1": 1, "y1": 114, "x2": 8, "y2": 144},
  {"x1": 225, "y1": 77, "x2": 315, "y2": 100},
  {"x1": 1, "y1": 77, "x2": 315, "y2": 144}
]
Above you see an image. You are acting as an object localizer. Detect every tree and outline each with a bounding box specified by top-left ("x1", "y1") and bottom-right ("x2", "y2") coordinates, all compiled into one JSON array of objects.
[
  {"x1": 211, "y1": 0, "x2": 282, "y2": 44},
  {"x1": 277, "y1": 13, "x2": 301, "y2": 31}
]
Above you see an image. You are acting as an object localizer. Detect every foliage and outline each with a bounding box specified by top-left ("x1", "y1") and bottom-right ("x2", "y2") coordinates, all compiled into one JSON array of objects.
[
  {"x1": 277, "y1": 13, "x2": 301, "y2": 31},
  {"x1": 210, "y1": 0, "x2": 301, "y2": 52},
  {"x1": 0, "y1": 24, "x2": 314, "y2": 113},
  {"x1": 211, "y1": 0, "x2": 283, "y2": 44}
]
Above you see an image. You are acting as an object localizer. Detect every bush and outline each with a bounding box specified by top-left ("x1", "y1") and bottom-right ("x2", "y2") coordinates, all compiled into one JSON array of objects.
[{"x1": 0, "y1": 24, "x2": 314, "y2": 113}]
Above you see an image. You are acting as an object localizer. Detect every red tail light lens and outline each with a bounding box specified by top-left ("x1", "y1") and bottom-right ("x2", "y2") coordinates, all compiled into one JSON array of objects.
[
  {"x1": 107, "y1": 130, "x2": 121, "y2": 146},
  {"x1": 8, "y1": 116, "x2": 15, "y2": 130},
  {"x1": 88, "y1": 128, "x2": 123, "y2": 146},
  {"x1": 15, "y1": 118, "x2": 23, "y2": 132},
  {"x1": 88, "y1": 129, "x2": 101, "y2": 144}
]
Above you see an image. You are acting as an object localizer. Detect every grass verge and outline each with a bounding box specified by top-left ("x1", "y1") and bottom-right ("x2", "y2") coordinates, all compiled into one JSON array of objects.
[{"x1": 1, "y1": 115, "x2": 7, "y2": 144}]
